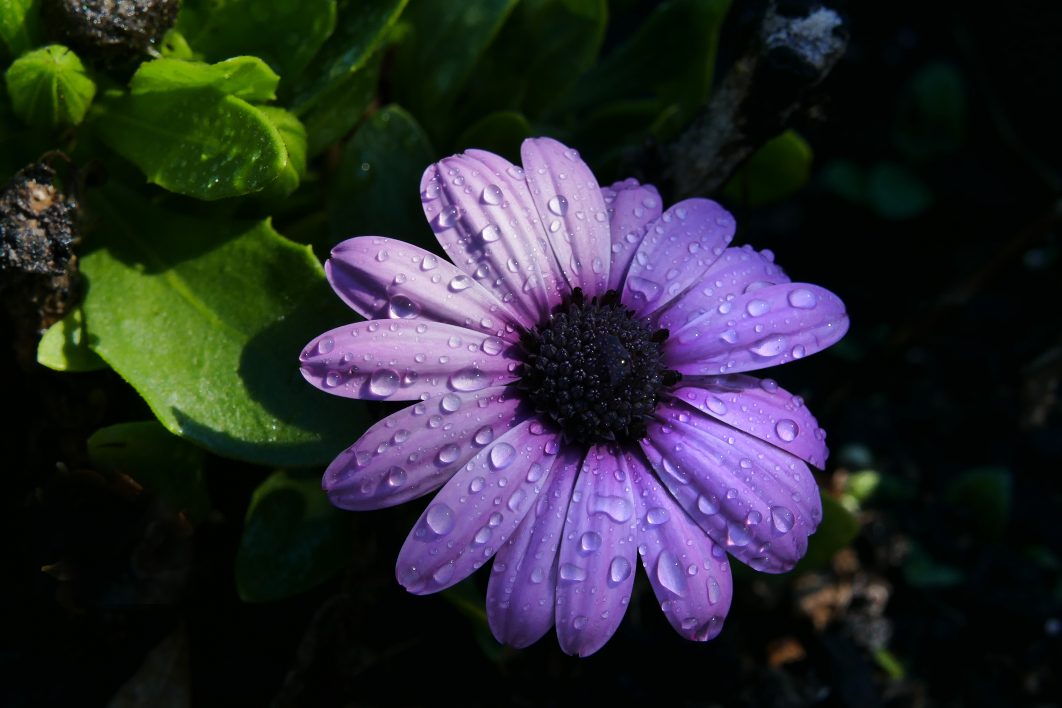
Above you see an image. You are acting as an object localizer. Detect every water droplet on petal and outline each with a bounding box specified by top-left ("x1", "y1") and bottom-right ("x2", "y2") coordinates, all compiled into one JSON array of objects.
[
  {"x1": 436, "y1": 206, "x2": 460, "y2": 228},
  {"x1": 479, "y1": 223, "x2": 501, "y2": 242},
  {"x1": 481, "y1": 337, "x2": 504, "y2": 355},
  {"x1": 449, "y1": 275, "x2": 473, "y2": 291},
  {"x1": 787, "y1": 288, "x2": 818, "y2": 309},
  {"x1": 646, "y1": 507, "x2": 670, "y2": 525},
  {"x1": 656, "y1": 551, "x2": 686, "y2": 596},
  {"x1": 572, "y1": 615, "x2": 589, "y2": 630},
  {"x1": 705, "y1": 396, "x2": 727, "y2": 415},
  {"x1": 474, "y1": 425, "x2": 494, "y2": 446},
  {"x1": 474, "y1": 526, "x2": 492, "y2": 544},
  {"x1": 369, "y1": 369, "x2": 399, "y2": 397},
  {"x1": 437, "y1": 444, "x2": 460, "y2": 464},
  {"x1": 589, "y1": 494, "x2": 633, "y2": 523},
  {"x1": 440, "y1": 393, "x2": 461, "y2": 413},
  {"x1": 317, "y1": 337, "x2": 335, "y2": 354},
  {"x1": 489, "y1": 442, "x2": 515, "y2": 469},
  {"x1": 580, "y1": 531, "x2": 602, "y2": 553},
  {"x1": 432, "y1": 563, "x2": 454, "y2": 584},
  {"x1": 775, "y1": 418, "x2": 799, "y2": 442},
  {"x1": 559, "y1": 563, "x2": 587, "y2": 582},
  {"x1": 425, "y1": 504, "x2": 455, "y2": 535},
  {"x1": 481, "y1": 184, "x2": 503, "y2": 205},
  {"x1": 770, "y1": 506, "x2": 795, "y2": 533},
  {"x1": 450, "y1": 367, "x2": 489, "y2": 391},
  {"x1": 750, "y1": 335, "x2": 787, "y2": 357},
  {"x1": 469, "y1": 476, "x2": 485, "y2": 493},
  {"x1": 420, "y1": 255, "x2": 438, "y2": 271},
  {"x1": 388, "y1": 295, "x2": 419, "y2": 319},
  {"x1": 609, "y1": 556, "x2": 632, "y2": 584},
  {"x1": 746, "y1": 299, "x2": 770, "y2": 317},
  {"x1": 627, "y1": 276, "x2": 661, "y2": 303},
  {"x1": 547, "y1": 195, "x2": 569, "y2": 216},
  {"x1": 708, "y1": 577, "x2": 722, "y2": 605}
]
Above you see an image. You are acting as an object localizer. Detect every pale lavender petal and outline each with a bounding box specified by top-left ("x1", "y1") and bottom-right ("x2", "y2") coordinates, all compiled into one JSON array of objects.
[
  {"x1": 300, "y1": 320, "x2": 519, "y2": 400},
  {"x1": 670, "y1": 375, "x2": 829, "y2": 469},
  {"x1": 621, "y1": 199, "x2": 735, "y2": 317},
  {"x1": 628, "y1": 449, "x2": 732, "y2": 641},
  {"x1": 521, "y1": 138, "x2": 611, "y2": 297},
  {"x1": 663, "y1": 283, "x2": 849, "y2": 375},
  {"x1": 326, "y1": 237, "x2": 521, "y2": 338},
  {"x1": 641, "y1": 399, "x2": 822, "y2": 573},
  {"x1": 323, "y1": 387, "x2": 525, "y2": 510},
  {"x1": 486, "y1": 446, "x2": 581, "y2": 648},
  {"x1": 555, "y1": 445, "x2": 638, "y2": 657},
  {"x1": 653, "y1": 245, "x2": 790, "y2": 334},
  {"x1": 420, "y1": 150, "x2": 566, "y2": 327},
  {"x1": 602, "y1": 178, "x2": 662, "y2": 291},
  {"x1": 395, "y1": 419, "x2": 561, "y2": 594}
]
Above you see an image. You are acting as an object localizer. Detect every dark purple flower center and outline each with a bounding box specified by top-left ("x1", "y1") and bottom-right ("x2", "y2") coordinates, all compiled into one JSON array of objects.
[{"x1": 518, "y1": 288, "x2": 679, "y2": 445}]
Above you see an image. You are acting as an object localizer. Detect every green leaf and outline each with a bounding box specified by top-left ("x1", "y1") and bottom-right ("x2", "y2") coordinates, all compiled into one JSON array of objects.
[
  {"x1": 89, "y1": 84, "x2": 288, "y2": 200},
  {"x1": 37, "y1": 307, "x2": 107, "y2": 371},
  {"x1": 159, "y1": 28, "x2": 197, "y2": 60},
  {"x1": 903, "y1": 543, "x2": 965, "y2": 589},
  {"x1": 563, "y1": 0, "x2": 731, "y2": 132},
  {"x1": 462, "y1": 0, "x2": 607, "y2": 119},
  {"x1": 288, "y1": 0, "x2": 407, "y2": 156},
  {"x1": 723, "y1": 130, "x2": 813, "y2": 206},
  {"x1": 131, "y1": 56, "x2": 280, "y2": 102},
  {"x1": 455, "y1": 110, "x2": 532, "y2": 165},
  {"x1": 88, "y1": 421, "x2": 211, "y2": 524},
  {"x1": 390, "y1": 0, "x2": 518, "y2": 140},
  {"x1": 867, "y1": 162, "x2": 933, "y2": 220},
  {"x1": 178, "y1": 0, "x2": 337, "y2": 86},
  {"x1": 256, "y1": 106, "x2": 307, "y2": 198},
  {"x1": 327, "y1": 104, "x2": 434, "y2": 252},
  {"x1": 235, "y1": 469, "x2": 349, "y2": 602},
  {"x1": 4, "y1": 44, "x2": 96, "y2": 128},
  {"x1": 893, "y1": 61, "x2": 967, "y2": 160},
  {"x1": 945, "y1": 467, "x2": 1012, "y2": 540},
  {"x1": 79, "y1": 183, "x2": 369, "y2": 466},
  {"x1": 0, "y1": 0, "x2": 41, "y2": 58},
  {"x1": 794, "y1": 491, "x2": 860, "y2": 572}
]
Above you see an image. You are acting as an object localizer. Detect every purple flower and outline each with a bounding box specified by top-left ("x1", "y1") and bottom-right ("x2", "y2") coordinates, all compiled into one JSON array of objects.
[{"x1": 300, "y1": 138, "x2": 848, "y2": 656}]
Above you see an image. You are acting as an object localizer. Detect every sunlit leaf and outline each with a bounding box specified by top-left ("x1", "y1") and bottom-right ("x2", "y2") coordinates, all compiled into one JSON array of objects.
[
  {"x1": 79, "y1": 183, "x2": 367, "y2": 465},
  {"x1": 37, "y1": 307, "x2": 107, "y2": 371},
  {"x1": 130, "y1": 56, "x2": 280, "y2": 102},
  {"x1": 723, "y1": 130, "x2": 813, "y2": 206},
  {"x1": 0, "y1": 0, "x2": 41, "y2": 58},
  {"x1": 4, "y1": 44, "x2": 96, "y2": 128}
]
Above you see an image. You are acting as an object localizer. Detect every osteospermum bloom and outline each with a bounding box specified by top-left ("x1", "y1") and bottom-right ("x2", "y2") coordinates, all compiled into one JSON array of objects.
[{"x1": 300, "y1": 138, "x2": 848, "y2": 656}]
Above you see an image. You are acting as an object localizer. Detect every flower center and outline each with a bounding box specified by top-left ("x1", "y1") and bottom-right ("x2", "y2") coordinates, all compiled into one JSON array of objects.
[{"x1": 518, "y1": 288, "x2": 680, "y2": 444}]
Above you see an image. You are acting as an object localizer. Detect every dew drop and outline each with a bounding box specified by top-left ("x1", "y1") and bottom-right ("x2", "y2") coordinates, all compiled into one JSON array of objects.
[
  {"x1": 609, "y1": 556, "x2": 632, "y2": 584},
  {"x1": 775, "y1": 418, "x2": 799, "y2": 442},
  {"x1": 317, "y1": 337, "x2": 335, "y2": 354},
  {"x1": 481, "y1": 337, "x2": 504, "y2": 355},
  {"x1": 750, "y1": 335, "x2": 787, "y2": 357},
  {"x1": 572, "y1": 615, "x2": 589, "y2": 630},
  {"x1": 324, "y1": 371, "x2": 342, "y2": 388},
  {"x1": 450, "y1": 367, "x2": 489, "y2": 391},
  {"x1": 385, "y1": 466, "x2": 407, "y2": 487},
  {"x1": 656, "y1": 551, "x2": 686, "y2": 596},
  {"x1": 530, "y1": 567, "x2": 545, "y2": 583},
  {"x1": 708, "y1": 577, "x2": 722, "y2": 605},
  {"x1": 547, "y1": 195, "x2": 569, "y2": 216},
  {"x1": 425, "y1": 504, "x2": 455, "y2": 535},
  {"x1": 705, "y1": 396, "x2": 728, "y2": 416},
  {"x1": 787, "y1": 288, "x2": 817, "y2": 309},
  {"x1": 469, "y1": 476, "x2": 485, "y2": 493},
  {"x1": 589, "y1": 494, "x2": 633, "y2": 523},
  {"x1": 369, "y1": 369, "x2": 399, "y2": 397},
  {"x1": 646, "y1": 507, "x2": 670, "y2": 525},
  {"x1": 746, "y1": 299, "x2": 770, "y2": 317},
  {"x1": 481, "y1": 184, "x2": 503, "y2": 205},
  {"x1": 559, "y1": 563, "x2": 587, "y2": 582},
  {"x1": 437, "y1": 444, "x2": 460, "y2": 464},
  {"x1": 420, "y1": 255, "x2": 438, "y2": 271},
  {"x1": 474, "y1": 526, "x2": 492, "y2": 544},
  {"x1": 770, "y1": 505, "x2": 795, "y2": 534},
  {"x1": 489, "y1": 442, "x2": 516, "y2": 470},
  {"x1": 436, "y1": 205, "x2": 460, "y2": 228},
  {"x1": 697, "y1": 495, "x2": 720, "y2": 515},
  {"x1": 432, "y1": 563, "x2": 454, "y2": 585},
  {"x1": 448, "y1": 275, "x2": 473, "y2": 292},
  {"x1": 474, "y1": 425, "x2": 494, "y2": 446},
  {"x1": 580, "y1": 531, "x2": 602, "y2": 553},
  {"x1": 479, "y1": 223, "x2": 501, "y2": 242},
  {"x1": 440, "y1": 393, "x2": 462, "y2": 413},
  {"x1": 388, "y1": 295, "x2": 419, "y2": 319}
]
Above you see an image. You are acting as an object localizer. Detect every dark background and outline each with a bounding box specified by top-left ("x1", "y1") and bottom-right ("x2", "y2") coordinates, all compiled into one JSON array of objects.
[{"x1": 3, "y1": 1, "x2": 1060, "y2": 706}]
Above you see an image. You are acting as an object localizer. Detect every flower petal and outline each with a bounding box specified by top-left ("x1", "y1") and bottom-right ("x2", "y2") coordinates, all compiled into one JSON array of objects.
[
  {"x1": 628, "y1": 449, "x2": 732, "y2": 641},
  {"x1": 670, "y1": 375, "x2": 829, "y2": 469},
  {"x1": 300, "y1": 320, "x2": 519, "y2": 401},
  {"x1": 326, "y1": 236, "x2": 521, "y2": 338},
  {"x1": 486, "y1": 445, "x2": 582, "y2": 648},
  {"x1": 420, "y1": 150, "x2": 567, "y2": 327},
  {"x1": 395, "y1": 418, "x2": 561, "y2": 594},
  {"x1": 653, "y1": 245, "x2": 790, "y2": 334},
  {"x1": 521, "y1": 138, "x2": 611, "y2": 297},
  {"x1": 323, "y1": 387, "x2": 525, "y2": 511},
  {"x1": 641, "y1": 399, "x2": 822, "y2": 573},
  {"x1": 555, "y1": 445, "x2": 638, "y2": 657},
  {"x1": 602, "y1": 178, "x2": 662, "y2": 291},
  {"x1": 621, "y1": 199, "x2": 735, "y2": 317},
  {"x1": 662, "y1": 283, "x2": 849, "y2": 375}
]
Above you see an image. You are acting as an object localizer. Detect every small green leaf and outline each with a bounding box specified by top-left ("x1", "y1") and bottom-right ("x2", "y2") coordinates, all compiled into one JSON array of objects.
[
  {"x1": 463, "y1": 0, "x2": 607, "y2": 119},
  {"x1": 390, "y1": 0, "x2": 518, "y2": 141},
  {"x1": 903, "y1": 543, "x2": 965, "y2": 588},
  {"x1": 327, "y1": 104, "x2": 434, "y2": 252},
  {"x1": 89, "y1": 83, "x2": 287, "y2": 200},
  {"x1": 256, "y1": 106, "x2": 307, "y2": 198},
  {"x1": 945, "y1": 467, "x2": 1012, "y2": 540},
  {"x1": 455, "y1": 110, "x2": 532, "y2": 165},
  {"x1": 4, "y1": 44, "x2": 96, "y2": 128},
  {"x1": 564, "y1": 0, "x2": 731, "y2": 135},
  {"x1": 873, "y1": 648, "x2": 906, "y2": 680},
  {"x1": 0, "y1": 0, "x2": 41, "y2": 58},
  {"x1": 131, "y1": 56, "x2": 280, "y2": 102},
  {"x1": 79, "y1": 183, "x2": 368, "y2": 466},
  {"x1": 159, "y1": 28, "x2": 197, "y2": 60},
  {"x1": 88, "y1": 421, "x2": 211, "y2": 524},
  {"x1": 723, "y1": 130, "x2": 813, "y2": 206},
  {"x1": 893, "y1": 62, "x2": 967, "y2": 160},
  {"x1": 288, "y1": 0, "x2": 407, "y2": 156},
  {"x1": 178, "y1": 0, "x2": 337, "y2": 86},
  {"x1": 37, "y1": 307, "x2": 107, "y2": 371},
  {"x1": 235, "y1": 470, "x2": 349, "y2": 602},
  {"x1": 795, "y1": 491, "x2": 860, "y2": 572}
]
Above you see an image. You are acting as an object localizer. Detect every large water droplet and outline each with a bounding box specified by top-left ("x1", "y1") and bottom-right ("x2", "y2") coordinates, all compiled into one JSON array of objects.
[
  {"x1": 697, "y1": 495, "x2": 720, "y2": 515},
  {"x1": 580, "y1": 531, "x2": 602, "y2": 553},
  {"x1": 440, "y1": 393, "x2": 461, "y2": 413},
  {"x1": 432, "y1": 563, "x2": 454, "y2": 585},
  {"x1": 449, "y1": 275, "x2": 473, "y2": 292},
  {"x1": 627, "y1": 276, "x2": 661, "y2": 303},
  {"x1": 450, "y1": 367, "x2": 489, "y2": 391},
  {"x1": 474, "y1": 425, "x2": 494, "y2": 446},
  {"x1": 787, "y1": 288, "x2": 817, "y2": 309},
  {"x1": 646, "y1": 507, "x2": 670, "y2": 525},
  {"x1": 388, "y1": 295, "x2": 419, "y2": 319},
  {"x1": 750, "y1": 335, "x2": 787, "y2": 357},
  {"x1": 770, "y1": 505, "x2": 795, "y2": 533},
  {"x1": 437, "y1": 444, "x2": 460, "y2": 464},
  {"x1": 317, "y1": 337, "x2": 335, "y2": 354},
  {"x1": 707, "y1": 577, "x2": 722, "y2": 604},
  {"x1": 547, "y1": 195, "x2": 569, "y2": 216},
  {"x1": 775, "y1": 418, "x2": 799, "y2": 442},
  {"x1": 609, "y1": 556, "x2": 632, "y2": 584},
  {"x1": 369, "y1": 369, "x2": 399, "y2": 397},
  {"x1": 479, "y1": 223, "x2": 501, "y2": 242},
  {"x1": 436, "y1": 205, "x2": 460, "y2": 228},
  {"x1": 425, "y1": 504, "x2": 455, "y2": 535},
  {"x1": 481, "y1": 184, "x2": 503, "y2": 205},
  {"x1": 705, "y1": 396, "x2": 727, "y2": 415},
  {"x1": 474, "y1": 526, "x2": 492, "y2": 544},
  {"x1": 589, "y1": 494, "x2": 633, "y2": 523},
  {"x1": 481, "y1": 337, "x2": 504, "y2": 355},
  {"x1": 746, "y1": 299, "x2": 770, "y2": 317},
  {"x1": 385, "y1": 466, "x2": 406, "y2": 487},
  {"x1": 559, "y1": 563, "x2": 587, "y2": 582},
  {"x1": 656, "y1": 551, "x2": 686, "y2": 596},
  {"x1": 489, "y1": 442, "x2": 515, "y2": 470},
  {"x1": 420, "y1": 255, "x2": 438, "y2": 271},
  {"x1": 572, "y1": 615, "x2": 589, "y2": 630}
]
